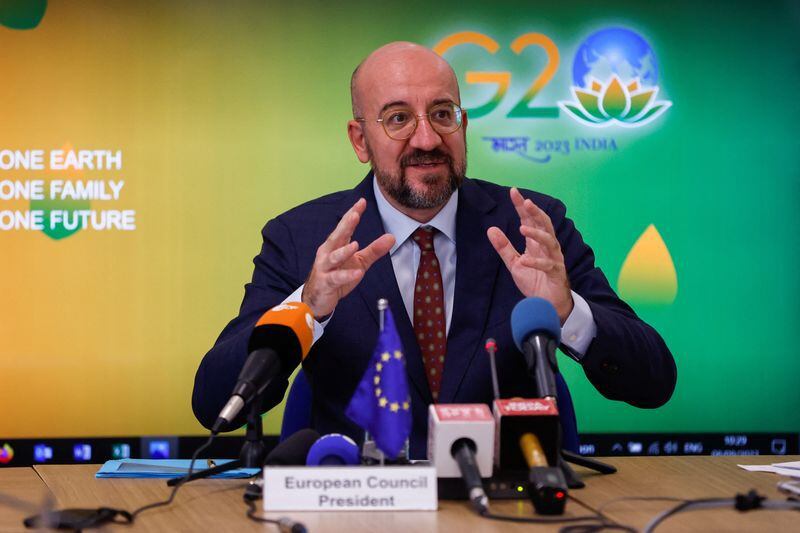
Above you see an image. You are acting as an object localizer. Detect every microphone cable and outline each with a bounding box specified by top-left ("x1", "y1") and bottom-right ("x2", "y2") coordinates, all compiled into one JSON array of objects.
[
  {"x1": 129, "y1": 428, "x2": 308, "y2": 532},
  {"x1": 21, "y1": 434, "x2": 218, "y2": 531},
  {"x1": 642, "y1": 490, "x2": 800, "y2": 533},
  {"x1": 473, "y1": 494, "x2": 636, "y2": 532},
  {"x1": 128, "y1": 433, "x2": 217, "y2": 520},
  {"x1": 556, "y1": 491, "x2": 800, "y2": 533},
  {"x1": 242, "y1": 482, "x2": 307, "y2": 533}
]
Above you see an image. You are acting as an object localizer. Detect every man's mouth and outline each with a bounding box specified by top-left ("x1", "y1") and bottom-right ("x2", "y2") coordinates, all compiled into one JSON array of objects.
[
  {"x1": 409, "y1": 161, "x2": 445, "y2": 167},
  {"x1": 404, "y1": 157, "x2": 448, "y2": 168},
  {"x1": 400, "y1": 149, "x2": 452, "y2": 170}
]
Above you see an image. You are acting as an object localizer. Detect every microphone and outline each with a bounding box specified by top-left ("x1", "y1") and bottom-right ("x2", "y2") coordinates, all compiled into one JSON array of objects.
[
  {"x1": 508, "y1": 298, "x2": 569, "y2": 514},
  {"x1": 451, "y1": 438, "x2": 487, "y2": 514},
  {"x1": 492, "y1": 398, "x2": 560, "y2": 469},
  {"x1": 213, "y1": 302, "x2": 315, "y2": 433},
  {"x1": 258, "y1": 429, "x2": 318, "y2": 533},
  {"x1": 306, "y1": 434, "x2": 360, "y2": 466},
  {"x1": 265, "y1": 429, "x2": 321, "y2": 466},
  {"x1": 519, "y1": 432, "x2": 548, "y2": 467},
  {"x1": 428, "y1": 404, "x2": 495, "y2": 513},
  {"x1": 519, "y1": 433, "x2": 568, "y2": 515},
  {"x1": 484, "y1": 338, "x2": 501, "y2": 401},
  {"x1": 510, "y1": 297, "x2": 561, "y2": 398}
]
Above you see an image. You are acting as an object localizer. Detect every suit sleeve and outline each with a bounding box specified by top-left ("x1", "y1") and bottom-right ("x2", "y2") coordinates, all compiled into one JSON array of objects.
[
  {"x1": 191, "y1": 216, "x2": 303, "y2": 430},
  {"x1": 548, "y1": 198, "x2": 677, "y2": 408}
]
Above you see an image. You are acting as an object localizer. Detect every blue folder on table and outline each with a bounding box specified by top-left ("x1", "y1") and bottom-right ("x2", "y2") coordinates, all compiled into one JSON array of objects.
[{"x1": 96, "y1": 459, "x2": 260, "y2": 479}]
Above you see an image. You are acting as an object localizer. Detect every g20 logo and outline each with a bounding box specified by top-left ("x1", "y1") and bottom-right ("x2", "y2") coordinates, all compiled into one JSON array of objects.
[{"x1": 434, "y1": 27, "x2": 672, "y2": 128}]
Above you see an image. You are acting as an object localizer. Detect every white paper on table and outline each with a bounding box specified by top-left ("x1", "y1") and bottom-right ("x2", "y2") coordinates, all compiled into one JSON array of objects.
[
  {"x1": 771, "y1": 461, "x2": 800, "y2": 470},
  {"x1": 737, "y1": 463, "x2": 800, "y2": 478}
]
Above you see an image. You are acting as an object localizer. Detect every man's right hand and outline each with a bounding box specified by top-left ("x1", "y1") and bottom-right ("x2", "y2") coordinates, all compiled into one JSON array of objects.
[{"x1": 302, "y1": 198, "x2": 395, "y2": 318}]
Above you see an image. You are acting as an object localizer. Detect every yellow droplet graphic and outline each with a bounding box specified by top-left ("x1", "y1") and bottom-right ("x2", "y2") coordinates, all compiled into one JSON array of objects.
[{"x1": 617, "y1": 224, "x2": 677, "y2": 305}]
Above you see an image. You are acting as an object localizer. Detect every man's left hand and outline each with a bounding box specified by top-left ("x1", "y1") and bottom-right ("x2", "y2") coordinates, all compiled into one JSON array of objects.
[{"x1": 487, "y1": 187, "x2": 573, "y2": 324}]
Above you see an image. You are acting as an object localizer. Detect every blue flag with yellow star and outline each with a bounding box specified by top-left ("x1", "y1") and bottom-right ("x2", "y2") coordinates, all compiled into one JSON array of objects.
[{"x1": 345, "y1": 307, "x2": 411, "y2": 458}]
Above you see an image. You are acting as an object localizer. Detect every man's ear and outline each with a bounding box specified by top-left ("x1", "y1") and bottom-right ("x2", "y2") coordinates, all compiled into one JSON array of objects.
[{"x1": 347, "y1": 120, "x2": 370, "y2": 163}]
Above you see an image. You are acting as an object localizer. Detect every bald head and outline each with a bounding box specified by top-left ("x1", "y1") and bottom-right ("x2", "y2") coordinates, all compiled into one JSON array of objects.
[
  {"x1": 350, "y1": 42, "x2": 460, "y2": 118},
  {"x1": 345, "y1": 42, "x2": 468, "y2": 219}
]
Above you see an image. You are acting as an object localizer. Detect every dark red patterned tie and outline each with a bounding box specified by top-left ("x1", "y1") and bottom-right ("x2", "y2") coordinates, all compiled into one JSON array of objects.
[{"x1": 411, "y1": 226, "x2": 446, "y2": 401}]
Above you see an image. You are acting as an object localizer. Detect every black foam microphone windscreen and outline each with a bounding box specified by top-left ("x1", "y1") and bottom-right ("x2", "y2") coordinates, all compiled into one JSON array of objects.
[{"x1": 264, "y1": 429, "x2": 321, "y2": 466}]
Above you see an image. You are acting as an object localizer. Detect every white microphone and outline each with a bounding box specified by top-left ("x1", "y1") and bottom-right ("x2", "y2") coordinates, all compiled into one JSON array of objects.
[{"x1": 427, "y1": 404, "x2": 495, "y2": 513}]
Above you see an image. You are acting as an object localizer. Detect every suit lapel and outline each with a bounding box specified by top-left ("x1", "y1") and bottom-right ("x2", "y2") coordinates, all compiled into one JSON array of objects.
[
  {"x1": 344, "y1": 175, "x2": 433, "y2": 404},
  {"x1": 438, "y1": 179, "x2": 501, "y2": 403}
]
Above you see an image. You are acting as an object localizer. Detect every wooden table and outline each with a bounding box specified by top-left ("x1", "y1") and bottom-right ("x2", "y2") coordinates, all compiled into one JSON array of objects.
[
  {"x1": 0, "y1": 467, "x2": 53, "y2": 533},
  {"x1": 28, "y1": 465, "x2": 595, "y2": 532},
  {"x1": 571, "y1": 455, "x2": 800, "y2": 532},
  {"x1": 0, "y1": 456, "x2": 797, "y2": 532}
]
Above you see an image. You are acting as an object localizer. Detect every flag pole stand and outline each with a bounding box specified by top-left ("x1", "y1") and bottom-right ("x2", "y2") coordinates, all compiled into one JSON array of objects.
[
  {"x1": 360, "y1": 298, "x2": 412, "y2": 466},
  {"x1": 360, "y1": 298, "x2": 391, "y2": 466}
]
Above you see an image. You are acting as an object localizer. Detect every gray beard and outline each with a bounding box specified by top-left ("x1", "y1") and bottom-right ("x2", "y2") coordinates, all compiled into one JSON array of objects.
[
  {"x1": 374, "y1": 168, "x2": 461, "y2": 209},
  {"x1": 369, "y1": 147, "x2": 467, "y2": 210}
]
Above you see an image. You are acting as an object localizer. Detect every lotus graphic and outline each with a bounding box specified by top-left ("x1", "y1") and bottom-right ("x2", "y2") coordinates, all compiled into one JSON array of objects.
[
  {"x1": 560, "y1": 27, "x2": 672, "y2": 128},
  {"x1": 560, "y1": 75, "x2": 671, "y2": 127}
]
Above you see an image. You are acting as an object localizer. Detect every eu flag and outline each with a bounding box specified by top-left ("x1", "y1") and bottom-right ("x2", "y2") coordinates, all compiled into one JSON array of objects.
[{"x1": 345, "y1": 307, "x2": 411, "y2": 458}]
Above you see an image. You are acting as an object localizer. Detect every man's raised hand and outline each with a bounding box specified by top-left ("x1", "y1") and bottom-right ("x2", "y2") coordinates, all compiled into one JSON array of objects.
[
  {"x1": 487, "y1": 187, "x2": 573, "y2": 324},
  {"x1": 302, "y1": 198, "x2": 395, "y2": 318}
]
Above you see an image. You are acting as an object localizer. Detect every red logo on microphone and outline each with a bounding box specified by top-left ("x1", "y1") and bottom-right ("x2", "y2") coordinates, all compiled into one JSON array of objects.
[
  {"x1": 434, "y1": 404, "x2": 493, "y2": 421},
  {"x1": 495, "y1": 398, "x2": 559, "y2": 416}
]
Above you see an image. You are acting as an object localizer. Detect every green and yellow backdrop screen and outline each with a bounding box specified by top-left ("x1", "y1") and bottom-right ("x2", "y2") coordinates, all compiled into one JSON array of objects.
[{"x1": 1, "y1": 0, "x2": 798, "y2": 439}]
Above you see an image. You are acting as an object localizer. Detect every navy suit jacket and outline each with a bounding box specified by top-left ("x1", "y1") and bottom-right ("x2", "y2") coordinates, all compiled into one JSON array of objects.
[{"x1": 192, "y1": 175, "x2": 676, "y2": 458}]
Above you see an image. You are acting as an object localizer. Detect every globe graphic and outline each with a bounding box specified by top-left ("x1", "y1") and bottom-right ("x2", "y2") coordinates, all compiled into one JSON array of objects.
[{"x1": 572, "y1": 27, "x2": 659, "y2": 89}]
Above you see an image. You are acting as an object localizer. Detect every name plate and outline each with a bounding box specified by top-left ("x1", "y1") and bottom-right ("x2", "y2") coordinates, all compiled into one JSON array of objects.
[{"x1": 263, "y1": 465, "x2": 438, "y2": 511}]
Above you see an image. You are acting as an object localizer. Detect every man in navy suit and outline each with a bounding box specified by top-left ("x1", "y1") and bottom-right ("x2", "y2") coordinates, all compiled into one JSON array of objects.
[{"x1": 192, "y1": 42, "x2": 676, "y2": 457}]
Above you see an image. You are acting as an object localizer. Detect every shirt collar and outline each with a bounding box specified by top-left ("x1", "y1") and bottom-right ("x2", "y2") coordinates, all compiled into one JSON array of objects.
[{"x1": 372, "y1": 175, "x2": 458, "y2": 254}]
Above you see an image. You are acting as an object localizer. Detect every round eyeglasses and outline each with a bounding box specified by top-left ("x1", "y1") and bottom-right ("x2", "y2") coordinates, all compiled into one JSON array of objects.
[{"x1": 356, "y1": 102, "x2": 464, "y2": 140}]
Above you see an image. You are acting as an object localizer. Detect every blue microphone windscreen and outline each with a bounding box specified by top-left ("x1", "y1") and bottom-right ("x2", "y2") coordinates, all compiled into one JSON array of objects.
[
  {"x1": 510, "y1": 297, "x2": 561, "y2": 350},
  {"x1": 306, "y1": 433, "x2": 360, "y2": 466}
]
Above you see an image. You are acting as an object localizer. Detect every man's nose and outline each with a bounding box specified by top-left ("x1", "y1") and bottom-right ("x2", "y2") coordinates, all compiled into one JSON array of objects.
[{"x1": 408, "y1": 116, "x2": 443, "y2": 151}]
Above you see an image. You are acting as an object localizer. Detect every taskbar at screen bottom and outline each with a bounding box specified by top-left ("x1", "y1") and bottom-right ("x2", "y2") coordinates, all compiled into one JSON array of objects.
[
  {"x1": 0, "y1": 432, "x2": 796, "y2": 467},
  {"x1": 577, "y1": 432, "x2": 799, "y2": 457},
  {"x1": 0, "y1": 435, "x2": 278, "y2": 468}
]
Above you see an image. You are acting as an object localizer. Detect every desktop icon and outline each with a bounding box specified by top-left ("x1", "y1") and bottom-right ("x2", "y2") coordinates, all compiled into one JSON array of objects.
[
  {"x1": 771, "y1": 439, "x2": 787, "y2": 455},
  {"x1": 683, "y1": 441, "x2": 703, "y2": 454},
  {"x1": 627, "y1": 442, "x2": 643, "y2": 454},
  {"x1": 0, "y1": 443, "x2": 14, "y2": 464},
  {"x1": 33, "y1": 444, "x2": 53, "y2": 463},
  {"x1": 578, "y1": 444, "x2": 596, "y2": 456},
  {"x1": 111, "y1": 443, "x2": 131, "y2": 460},
  {"x1": 148, "y1": 440, "x2": 170, "y2": 459},
  {"x1": 73, "y1": 443, "x2": 92, "y2": 461},
  {"x1": 141, "y1": 437, "x2": 177, "y2": 459}
]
